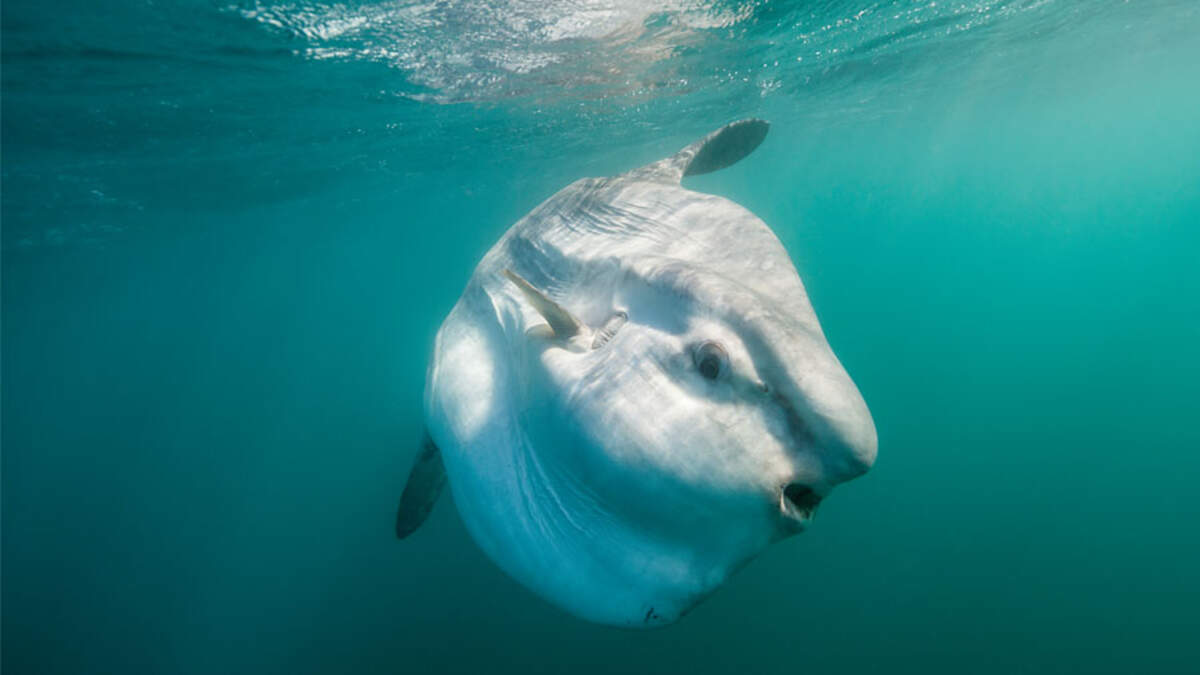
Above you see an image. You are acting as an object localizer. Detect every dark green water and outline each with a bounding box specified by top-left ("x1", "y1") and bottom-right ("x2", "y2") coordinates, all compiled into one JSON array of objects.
[{"x1": 4, "y1": 1, "x2": 1199, "y2": 673}]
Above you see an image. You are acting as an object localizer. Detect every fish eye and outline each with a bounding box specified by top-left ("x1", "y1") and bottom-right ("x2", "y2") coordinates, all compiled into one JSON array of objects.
[{"x1": 694, "y1": 341, "x2": 728, "y2": 380}]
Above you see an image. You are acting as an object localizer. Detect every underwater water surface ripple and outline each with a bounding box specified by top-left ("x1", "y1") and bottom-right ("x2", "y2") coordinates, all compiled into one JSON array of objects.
[{"x1": 3, "y1": 1, "x2": 1199, "y2": 674}]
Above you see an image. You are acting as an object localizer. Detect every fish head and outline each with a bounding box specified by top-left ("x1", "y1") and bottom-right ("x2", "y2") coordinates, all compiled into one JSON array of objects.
[{"x1": 514, "y1": 257, "x2": 876, "y2": 625}]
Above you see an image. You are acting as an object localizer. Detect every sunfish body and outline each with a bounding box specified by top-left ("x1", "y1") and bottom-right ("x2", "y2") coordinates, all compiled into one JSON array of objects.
[{"x1": 397, "y1": 120, "x2": 877, "y2": 628}]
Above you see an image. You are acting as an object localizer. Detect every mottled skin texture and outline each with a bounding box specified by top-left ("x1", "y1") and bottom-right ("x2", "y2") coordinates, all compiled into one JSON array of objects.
[{"x1": 422, "y1": 121, "x2": 876, "y2": 627}]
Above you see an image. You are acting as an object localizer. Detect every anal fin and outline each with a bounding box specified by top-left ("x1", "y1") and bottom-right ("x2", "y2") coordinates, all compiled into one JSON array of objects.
[{"x1": 395, "y1": 432, "x2": 447, "y2": 539}]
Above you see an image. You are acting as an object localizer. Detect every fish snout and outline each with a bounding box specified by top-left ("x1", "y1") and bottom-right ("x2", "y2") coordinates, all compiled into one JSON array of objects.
[
  {"x1": 749, "y1": 317, "x2": 876, "y2": 486},
  {"x1": 821, "y1": 407, "x2": 877, "y2": 485},
  {"x1": 767, "y1": 377, "x2": 876, "y2": 487}
]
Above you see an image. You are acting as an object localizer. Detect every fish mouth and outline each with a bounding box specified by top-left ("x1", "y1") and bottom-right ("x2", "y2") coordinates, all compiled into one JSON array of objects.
[{"x1": 780, "y1": 483, "x2": 823, "y2": 523}]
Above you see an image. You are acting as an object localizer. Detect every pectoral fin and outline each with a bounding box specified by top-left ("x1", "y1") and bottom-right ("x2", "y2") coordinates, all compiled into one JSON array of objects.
[
  {"x1": 503, "y1": 269, "x2": 582, "y2": 339},
  {"x1": 395, "y1": 433, "x2": 447, "y2": 539}
]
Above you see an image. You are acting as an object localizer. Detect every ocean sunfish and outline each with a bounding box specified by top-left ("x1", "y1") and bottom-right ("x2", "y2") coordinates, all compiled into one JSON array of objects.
[{"x1": 396, "y1": 119, "x2": 877, "y2": 628}]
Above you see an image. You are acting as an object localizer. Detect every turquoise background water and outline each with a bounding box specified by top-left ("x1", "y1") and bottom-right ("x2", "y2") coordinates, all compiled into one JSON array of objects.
[{"x1": 4, "y1": 1, "x2": 1199, "y2": 673}]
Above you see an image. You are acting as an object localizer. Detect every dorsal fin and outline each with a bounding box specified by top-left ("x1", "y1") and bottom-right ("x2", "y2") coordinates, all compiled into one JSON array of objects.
[
  {"x1": 503, "y1": 269, "x2": 582, "y2": 339},
  {"x1": 625, "y1": 119, "x2": 770, "y2": 183}
]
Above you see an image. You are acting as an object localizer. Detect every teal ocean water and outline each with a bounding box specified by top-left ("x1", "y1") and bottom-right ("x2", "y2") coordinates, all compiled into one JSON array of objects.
[{"x1": 4, "y1": 1, "x2": 1199, "y2": 673}]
